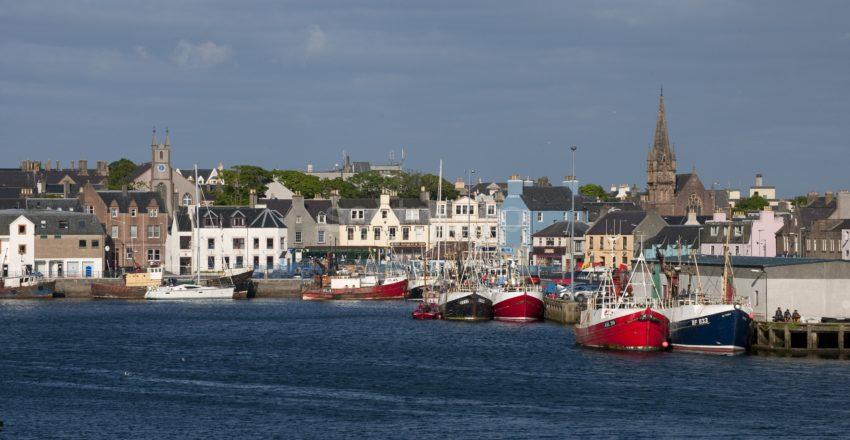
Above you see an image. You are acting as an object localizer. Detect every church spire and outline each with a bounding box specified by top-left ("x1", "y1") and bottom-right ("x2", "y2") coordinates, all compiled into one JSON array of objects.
[
  {"x1": 164, "y1": 127, "x2": 170, "y2": 147},
  {"x1": 151, "y1": 127, "x2": 158, "y2": 147},
  {"x1": 651, "y1": 91, "x2": 673, "y2": 161}
]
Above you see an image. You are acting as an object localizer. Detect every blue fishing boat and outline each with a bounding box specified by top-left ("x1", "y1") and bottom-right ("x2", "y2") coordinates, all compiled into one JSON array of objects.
[{"x1": 664, "y1": 303, "x2": 752, "y2": 354}]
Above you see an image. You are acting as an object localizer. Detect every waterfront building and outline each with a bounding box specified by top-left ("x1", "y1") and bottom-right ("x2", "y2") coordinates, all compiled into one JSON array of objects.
[
  {"x1": 78, "y1": 183, "x2": 168, "y2": 270},
  {"x1": 803, "y1": 218, "x2": 850, "y2": 260},
  {"x1": 165, "y1": 206, "x2": 287, "y2": 275},
  {"x1": 583, "y1": 210, "x2": 667, "y2": 269},
  {"x1": 499, "y1": 175, "x2": 586, "y2": 263},
  {"x1": 699, "y1": 210, "x2": 784, "y2": 258},
  {"x1": 130, "y1": 129, "x2": 199, "y2": 213},
  {"x1": 641, "y1": 92, "x2": 716, "y2": 216},
  {"x1": 333, "y1": 192, "x2": 430, "y2": 259},
  {"x1": 642, "y1": 224, "x2": 701, "y2": 261},
  {"x1": 530, "y1": 220, "x2": 589, "y2": 271},
  {"x1": 258, "y1": 195, "x2": 338, "y2": 251},
  {"x1": 429, "y1": 193, "x2": 500, "y2": 257},
  {"x1": 0, "y1": 209, "x2": 105, "y2": 278}
]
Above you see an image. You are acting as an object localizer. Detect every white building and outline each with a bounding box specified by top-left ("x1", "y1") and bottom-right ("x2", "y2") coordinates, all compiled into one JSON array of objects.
[
  {"x1": 165, "y1": 206, "x2": 287, "y2": 275},
  {"x1": 429, "y1": 194, "x2": 500, "y2": 253},
  {"x1": 0, "y1": 210, "x2": 105, "y2": 278}
]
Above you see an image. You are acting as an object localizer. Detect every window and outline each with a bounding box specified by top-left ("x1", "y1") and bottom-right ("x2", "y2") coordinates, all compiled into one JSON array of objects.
[
  {"x1": 59, "y1": 220, "x2": 69, "y2": 229},
  {"x1": 126, "y1": 248, "x2": 133, "y2": 259},
  {"x1": 18, "y1": 244, "x2": 26, "y2": 255},
  {"x1": 92, "y1": 240, "x2": 99, "y2": 248},
  {"x1": 436, "y1": 226, "x2": 443, "y2": 239},
  {"x1": 537, "y1": 212, "x2": 543, "y2": 222},
  {"x1": 253, "y1": 256, "x2": 259, "y2": 268},
  {"x1": 147, "y1": 225, "x2": 161, "y2": 239},
  {"x1": 149, "y1": 208, "x2": 158, "y2": 217},
  {"x1": 79, "y1": 239, "x2": 87, "y2": 248},
  {"x1": 476, "y1": 226, "x2": 482, "y2": 239},
  {"x1": 388, "y1": 227, "x2": 397, "y2": 240},
  {"x1": 402, "y1": 227, "x2": 410, "y2": 240},
  {"x1": 448, "y1": 227, "x2": 456, "y2": 239},
  {"x1": 490, "y1": 226, "x2": 497, "y2": 238},
  {"x1": 437, "y1": 204, "x2": 446, "y2": 216},
  {"x1": 461, "y1": 226, "x2": 469, "y2": 238},
  {"x1": 129, "y1": 207, "x2": 137, "y2": 217},
  {"x1": 622, "y1": 237, "x2": 627, "y2": 250},
  {"x1": 253, "y1": 238, "x2": 260, "y2": 249},
  {"x1": 233, "y1": 238, "x2": 245, "y2": 249},
  {"x1": 347, "y1": 227, "x2": 355, "y2": 240},
  {"x1": 111, "y1": 226, "x2": 119, "y2": 238},
  {"x1": 373, "y1": 227, "x2": 381, "y2": 240},
  {"x1": 295, "y1": 231, "x2": 302, "y2": 243},
  {"x1": 296, "y1": 216, "x2": 302, "y2": 224},
  {"x1": 180, "y1": 236, "x2": 191, "y2": 250},
  {"x1": 130, "y1": 226, "x2": 137, "y2": 239},
  {"x1": 87, "y1": 205, "x2": 94, "y2": 214},
  {"x1": 317, "y1": 212, "x2": 326, "y2": 224},
  {"x1": 235, "y1": 256, "x2": 244, "y2": 268},
  {"x1": 822, "y1": 239, "x2": 828, "y2": 252},
  {"x1": 806, "y1": 239, "x2": 811, "y2": 252},
  {"x1": 280, "y1": 238, "x2": 286, "y2": 249},
  {"x1": 208, "y1": 256, "x2": 215, "y2": 269},
  {"x1": 546, "y1": 238, "x2": 555, "y2": 246},
  {"x1": 224, "y1": 256, "x2": 230, "y2": 268},
  {"x1": 183, "y1": 194, "x2": 193, "y2": 205},
  {"x1": 733, "y1": 226, "x2": 743, "y2": 237},
  {"x1": 360, "y1": 227, "x2": 368, "y2": 240},
  {"x1": 208, "y1": 238, "x2": 215, "y2": 249},
  {"x1": 381, "y1": 210, "x2": 388, "y2": 219},
  {"x1": 110, "y1": 207, "x2": 119, "y2": 218},
  {"x1": 147, "y1": 249, "x2": 160, "y2": 262},
  {"x1": 318, "y1": 230, "x2": 326, "y2": 243},
  {"x1": 266, "y1": 256, "x2": 274, "y2": 268},
  {"x1": 405, "y1": 210, "x2": 419, "y2": 221},
  {"x1": 232, "y1": 216, "x2": 245, "y2": 227},
  {"x1": 487, "y1": 205, "x2": 496, "y2": 216},
  {"x1": 204, "y1": 216, "x2": 219, "y2": 227},
  {"x1": 351, "y1": 210, "x2": 364, "y2": 220},
  {"x1": 266, "y1": 238, "x2": 274, "y2": 249}
]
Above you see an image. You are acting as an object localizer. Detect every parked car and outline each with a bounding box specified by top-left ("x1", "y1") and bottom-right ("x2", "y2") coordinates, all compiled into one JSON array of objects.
[{"x1": 559, "y1": 283, "x2": 599, "y2": 302}]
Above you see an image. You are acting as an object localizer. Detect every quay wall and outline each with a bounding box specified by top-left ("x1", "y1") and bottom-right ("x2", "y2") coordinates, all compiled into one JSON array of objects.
[
  {"x1": 543, "y1": 297, "x2": 579, "y2": 324},
  {"x1": 753, "y1": 321, "x2": 850, "y2": 357},
  {"x1": 52, "y1": 278, "x2": 309, "y2": 299},
  {"x1": 55, "y1": 278, "x2": 121, "y2": 297}
]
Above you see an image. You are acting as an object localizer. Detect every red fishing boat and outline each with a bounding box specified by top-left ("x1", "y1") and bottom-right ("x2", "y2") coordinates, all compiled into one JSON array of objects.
[
  {"x1": 302, "y1": 275, "x2": 408, "y2": 300},
  {"x1": 492, "y1": 288, "x2": 544, "y2": 322},
  {"x1": 574, "y1": 258, "x2": 668, "y2": 351},
  {"x1": 412, "y1": 301, "x2": 442, "y2": 320}
]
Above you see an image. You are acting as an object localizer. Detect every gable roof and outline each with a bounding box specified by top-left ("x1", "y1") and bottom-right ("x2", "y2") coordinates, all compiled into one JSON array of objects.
[
  {"x1": 675, "y1": 173, "x2": 696, "y2": 193},
  {"x1": 128, "y1": 163, "x2": 152, "y2": 181},
  {"x1": 520, "y1": 186, "x2": 582, "y2": 211},
  {"x1": 177, "y1": 206, "x2": 286, "y2": 231},
  {"x1": 646, "y1": 225, "x2": 701, "y2": 247},
  {"x1": 389, "y1": 198, "x2": 428, "y2": 209},
  {"x1": 97, "y1": 190, "x2": 167, "y2": 214},
  {"x1": 25, "y1": 198, "x2": 83, "y2": 211},
  {"x1": 337, "y1": 198, "x2": 379, "y2": 209},
  {"x1": 0, "y1": 209, "x2": 104, "y2": 235},
  {"x1": 259, "y1": 198, "x2": 293, "y2": 217},
  {"x1": 586, "y1": 211, "x2": 649, "y2": 235},
  {"x1": 304, "y1": 200, "x2": 334, "y2": 223},
  {"x1": 532, "y1": 220, "x2": 590, "y2": 238}
]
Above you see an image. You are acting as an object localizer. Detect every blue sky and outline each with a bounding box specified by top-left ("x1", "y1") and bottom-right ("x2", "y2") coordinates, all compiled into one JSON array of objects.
[{"x1": 1, "y1": 1, "x2": 848, "y2": 197}]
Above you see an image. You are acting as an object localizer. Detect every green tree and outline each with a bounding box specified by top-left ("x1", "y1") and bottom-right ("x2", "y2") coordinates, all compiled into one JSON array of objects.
[
  {"x1": 215, "y1": 165, "x2": 272, "y2": 205},
  {"x1": 792, "y1": 195, "x2": 809, "y2": 207},
  {"x1": 271, "y1": 170, "x2": 325, "y2": 198},
  {"x1": 349, "y1": 171, "x2": 390, "y2": 198},
  {"x1": 579, "y1": 184, "x2": 609, "y2": 201},
  {"x1": 735, "y1": 194, "x2": 769, "y2": 212},
  {"x1": 107, "y1": 158, "x2": 137, "y2": 190},
  {"x1": 418, "y1": 173, "x2": 459, "y2": 200}
]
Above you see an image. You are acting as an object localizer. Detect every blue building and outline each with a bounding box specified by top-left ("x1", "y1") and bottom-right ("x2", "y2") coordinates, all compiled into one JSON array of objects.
[
  {"x1": 642, "y1": 225, "x2": 702, "y2": 261},
  {"x1": 499, "y1": 175, "x2": 586, "y2": 263}
]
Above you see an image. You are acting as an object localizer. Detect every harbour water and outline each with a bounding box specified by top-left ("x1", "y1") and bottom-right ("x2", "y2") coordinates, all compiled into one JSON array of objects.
[{"x1": 2, "y1": 300, "x2": 850, "y2": 438}]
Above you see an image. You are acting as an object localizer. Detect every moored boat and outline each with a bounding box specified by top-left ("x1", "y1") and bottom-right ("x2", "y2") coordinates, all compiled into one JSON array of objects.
[
  {"x1": 664, "y1": 303, "x2": 751, "y2": 354},
  {"x1": 0, "y1": 274, "x2": 58, "y2": 299},
  {"x1": 492, "y1": 288, "x2": 544, "y2": 322},
  {"x1": 92, "y1": 267, "x2": 163, "y2": 300},
  {"x1": 202, "y1": 268, "x2": 254, "y2": 296},
  {"x1": 440, "y1": 290, "x2": 493, "y2": 321},
  {"x1": 145, "y1": 283, "x2": 234, "y2": 300},
  {"x1": 575, "y1": 306, "x2": 669, "y2": 351},
  {"x1": 302, "y1": 276, "x2": 408, "y2": 300},
  {"x1": 412, "y1": 301, "x2": 442, "y2": 320}
]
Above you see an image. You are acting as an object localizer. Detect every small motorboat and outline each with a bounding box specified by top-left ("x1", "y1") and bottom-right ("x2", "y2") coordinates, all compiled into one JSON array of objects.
[{"x1": 412, "y1": 301, "x2": 442, "y2": 320}]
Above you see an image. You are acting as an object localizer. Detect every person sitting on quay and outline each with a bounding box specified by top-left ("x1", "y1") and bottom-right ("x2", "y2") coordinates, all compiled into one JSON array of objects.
[
  {"x1": 773, "y1": 307, "x2": 784, "y2": 322},
  {"x1": 792, "y1": 310, "x2": 801, "y2": 323},
  {"x1": 784, "y1": 309, "x2": 792, "y2": 322}
]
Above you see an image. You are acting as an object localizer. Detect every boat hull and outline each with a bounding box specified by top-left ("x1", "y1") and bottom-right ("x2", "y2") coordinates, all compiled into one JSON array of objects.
[
  {"x1": 492, "y1": 290, "x2": 544, "y2": 322},
  {"x1": 0, "y1": 281, "x2": 58, "y2": 299},
  {"x1": 145, "y1": 286, "x2": 235, "y2": 300},
  {"x1": 203, "y1": 268, "x2": 254, "y2": 295},
  {"x1": 665, "y1": 305, "x2": 752, "y2": 355},
  {"x1": 91, "y1": 283, "x2": 147, "y2": 300},
  {"x1": 302, "y1": 279, "x2": 408, "y2": 300},
  {"x1": 575, "y1": 308, "x2": 669, "y2": 351},
  {"x1": 441, "y1": 291, "x2": 493, "y2": 321}
]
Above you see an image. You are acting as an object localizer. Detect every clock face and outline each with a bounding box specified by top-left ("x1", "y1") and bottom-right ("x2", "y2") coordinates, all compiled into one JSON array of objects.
[{"x1": 157, "y1": 164, "x2": 167, "y2": 173}]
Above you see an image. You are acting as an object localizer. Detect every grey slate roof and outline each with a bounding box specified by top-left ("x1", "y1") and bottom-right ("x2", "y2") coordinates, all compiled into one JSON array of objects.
[
  {"x1": 646, "y1": 225, "x2": 701, "y2": 247},
  {"x1": 304, "y1": 200, "x2": 334, "y2": 223},
  {"x1": 177, "y1": 206, "x2": 287, "y2": 231},
  {"x1": 0, "y1": 209, "x2": 104, "y2": 235},
  {"x1": 337, "y1": 198, "x2": 379, "y2": 209},
  {"x1": 520, "y1": 186, "x2": 583, "y2": 211},
  {"x1": 260, "y1": 199, "x2": 293, "y2": 216},
  {"x1": 662, "y1": 215, "x2": 712, "y2": 225},
  {"x1": 25, "y1": 198, "x2": 83, "y2": 211},
  {"x1": 675, "y1": 173, "x2": 696, "y2": 192},
  {"x1": 0, "y1": 170, "x2": 36, "y2": 188},
  {"x1": 389, "y1": 198, "x2": 428, "y2": 209},
  {"x1": 128, "y1": 163, "x2": 152, "y2": 181},
  {"x1": 586, "y1": 211, "x2": 649, "y2": 235},
  {"x1": 532, "y1": 220, "x2": 590, "y2": 238},
  {"x1": 98, "y1": 190, "x2": 167, "y2": 214}
]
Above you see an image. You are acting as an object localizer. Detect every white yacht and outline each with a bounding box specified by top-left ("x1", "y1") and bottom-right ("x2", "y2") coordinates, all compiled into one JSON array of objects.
[{"x1": 145, "y1": 283, "x2": 234, "y2": 300}]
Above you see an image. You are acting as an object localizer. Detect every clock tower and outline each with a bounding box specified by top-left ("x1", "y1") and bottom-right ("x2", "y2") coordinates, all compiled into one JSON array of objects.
[{"x1": 150, "y1": 128, "x2": 175, "y2": 212}]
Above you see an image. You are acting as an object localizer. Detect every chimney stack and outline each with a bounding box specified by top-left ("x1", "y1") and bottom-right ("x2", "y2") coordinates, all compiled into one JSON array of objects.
[
  {"x1": 825, "y1": 191, "x2": 835, "y2": 206},
  {"x1": 45, "y1": 160, "x2": 52, "y2": 171},
  {"x1": 63, "y1": 181, "x2": 70, "y2": 198},
  {"x1": 249, "y1": 189, "x2": 258, "y2": 208},
  {"x1": 121, "y1": 185, "x2": 128, "y2": 197},
  {"x1": 70, "y1": 160, "x2": 76, "y2": 171},
  {"x1": 755, "y1": 173, "x2": 763, "y2": 187},
  {"x1": 419, "y1": 186, "x2": 430, "y2": 203},
  {"x1": 79, "y1": 159, "x2": 88, "y2": 175}
]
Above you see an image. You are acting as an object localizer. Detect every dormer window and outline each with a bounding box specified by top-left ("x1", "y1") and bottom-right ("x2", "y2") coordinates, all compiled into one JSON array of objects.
[
  {"x1": 351, "y1": 210, "x2": 364, "y2": 220},
  {"x1": 734, "y1": 226, "x2": 743, "y2": 237},
  {"x1": 204, "y1": 216, "x2": 219, "y2": 227},
  {"x1": 296, "y1": 216, "x2": 302, "y2": 224},
  {"x1": 87, "y1": 205, "x2": 94, "y2": 214},
  {"x1": 317, "y1": 212, "x2": 326, "y2": 224},
  {"x1": 381, "y1": 210, "x2": 388, "y2": 219},
  {"x1": 437, "y1": 203, "x2": 446, "y2": 217},
  {"x1": 110, "y1": 207, "x2": 119, "y2": 218},
  {"x1": 149, "y1": 208, "x2": 158, "y2": 217},
  {"x1": 487, "y1": 205, "x2": 496, "y2": 216},
  {"x1": 130, "y1": 207, "x2": 137, "y2": 217},
  {"x1": 232, "y1": 215, "x2": 245, "y2": 227}
]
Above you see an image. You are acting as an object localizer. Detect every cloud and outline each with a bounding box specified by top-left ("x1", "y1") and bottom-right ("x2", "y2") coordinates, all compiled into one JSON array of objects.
[
  {"x1": 171, "y1": 40, "x2": 232, "y2": 69},
  {"x1": 305, "y1": 25, "x2": 327, "y2": 58}
]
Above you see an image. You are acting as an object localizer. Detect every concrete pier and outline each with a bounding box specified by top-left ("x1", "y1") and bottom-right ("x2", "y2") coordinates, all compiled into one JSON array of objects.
[
  {"x1": 543, "y1": 297, "x2": 579, "y2": 324},
  {"x1": 753, "y1": 321, "x2": 850, "y2": 357},
  {"x1": 49, "y1": 278, "x2": 310, "y2": 299}
]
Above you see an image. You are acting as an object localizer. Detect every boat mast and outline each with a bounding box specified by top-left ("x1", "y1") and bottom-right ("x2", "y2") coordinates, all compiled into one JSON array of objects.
[
  {"x1": 194, "y1": 164, "x2": 200, "y2": 285},
  {"x1": 722, "y1": 208, "x2": 733, "y2": 304}
]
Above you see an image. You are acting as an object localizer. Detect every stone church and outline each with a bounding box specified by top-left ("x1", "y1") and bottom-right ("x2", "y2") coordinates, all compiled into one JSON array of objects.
[
  {"x1": 641, "y1": 93, "x2": 715, "y2": 216},
  {"x1": 130, "y1": 129, "x2": 197, "y2": 216}
]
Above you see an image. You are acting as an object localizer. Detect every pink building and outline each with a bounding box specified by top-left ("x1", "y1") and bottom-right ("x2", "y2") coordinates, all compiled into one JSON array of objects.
[{"x1": 700, "y1": 210, "x2": 784, "y2": 257}]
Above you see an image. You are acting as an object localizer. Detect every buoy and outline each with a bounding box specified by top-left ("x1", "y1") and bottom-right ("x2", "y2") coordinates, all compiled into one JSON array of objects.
[
  {"x1": 662, "y1": 341, "x2": 669, "y2": 349},
  {"x1": 181, "y1": 357, "x2": 186, "y2": 362}
]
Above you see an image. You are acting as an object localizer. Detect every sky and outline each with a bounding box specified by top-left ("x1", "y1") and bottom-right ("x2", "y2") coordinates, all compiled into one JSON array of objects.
[{"x1": 1, "y1": 0, "x2": 848, "y2": 197}]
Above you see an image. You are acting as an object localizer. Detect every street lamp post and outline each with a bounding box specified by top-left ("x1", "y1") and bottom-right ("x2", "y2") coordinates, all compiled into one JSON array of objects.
[{"x1": 570, "y1": 145, "x2": 577, "y2": 299}]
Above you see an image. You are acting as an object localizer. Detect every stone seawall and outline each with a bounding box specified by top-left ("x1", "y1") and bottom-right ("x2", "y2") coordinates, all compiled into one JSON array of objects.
[
  {"x1": 52, "y1": 278, "x2": 311, "y2": 299},
  {"x1": 55, "y1": 278, "x2": 122, "y2": 298},
  {"x1": 543, "y1": 297, "x2": 579, "y2": 324}
]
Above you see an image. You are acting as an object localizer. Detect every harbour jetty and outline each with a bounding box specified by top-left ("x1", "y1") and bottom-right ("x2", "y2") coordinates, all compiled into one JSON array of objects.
[
  {"x1": 543, "y1": 297, "x2": 579, "y2": 324},
  {"x1": 753, "y1": 321, "x2": 850, "y2": 357},
  {"x1": 47, "y1": 278, "x2": 309, "y2": 299}
]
